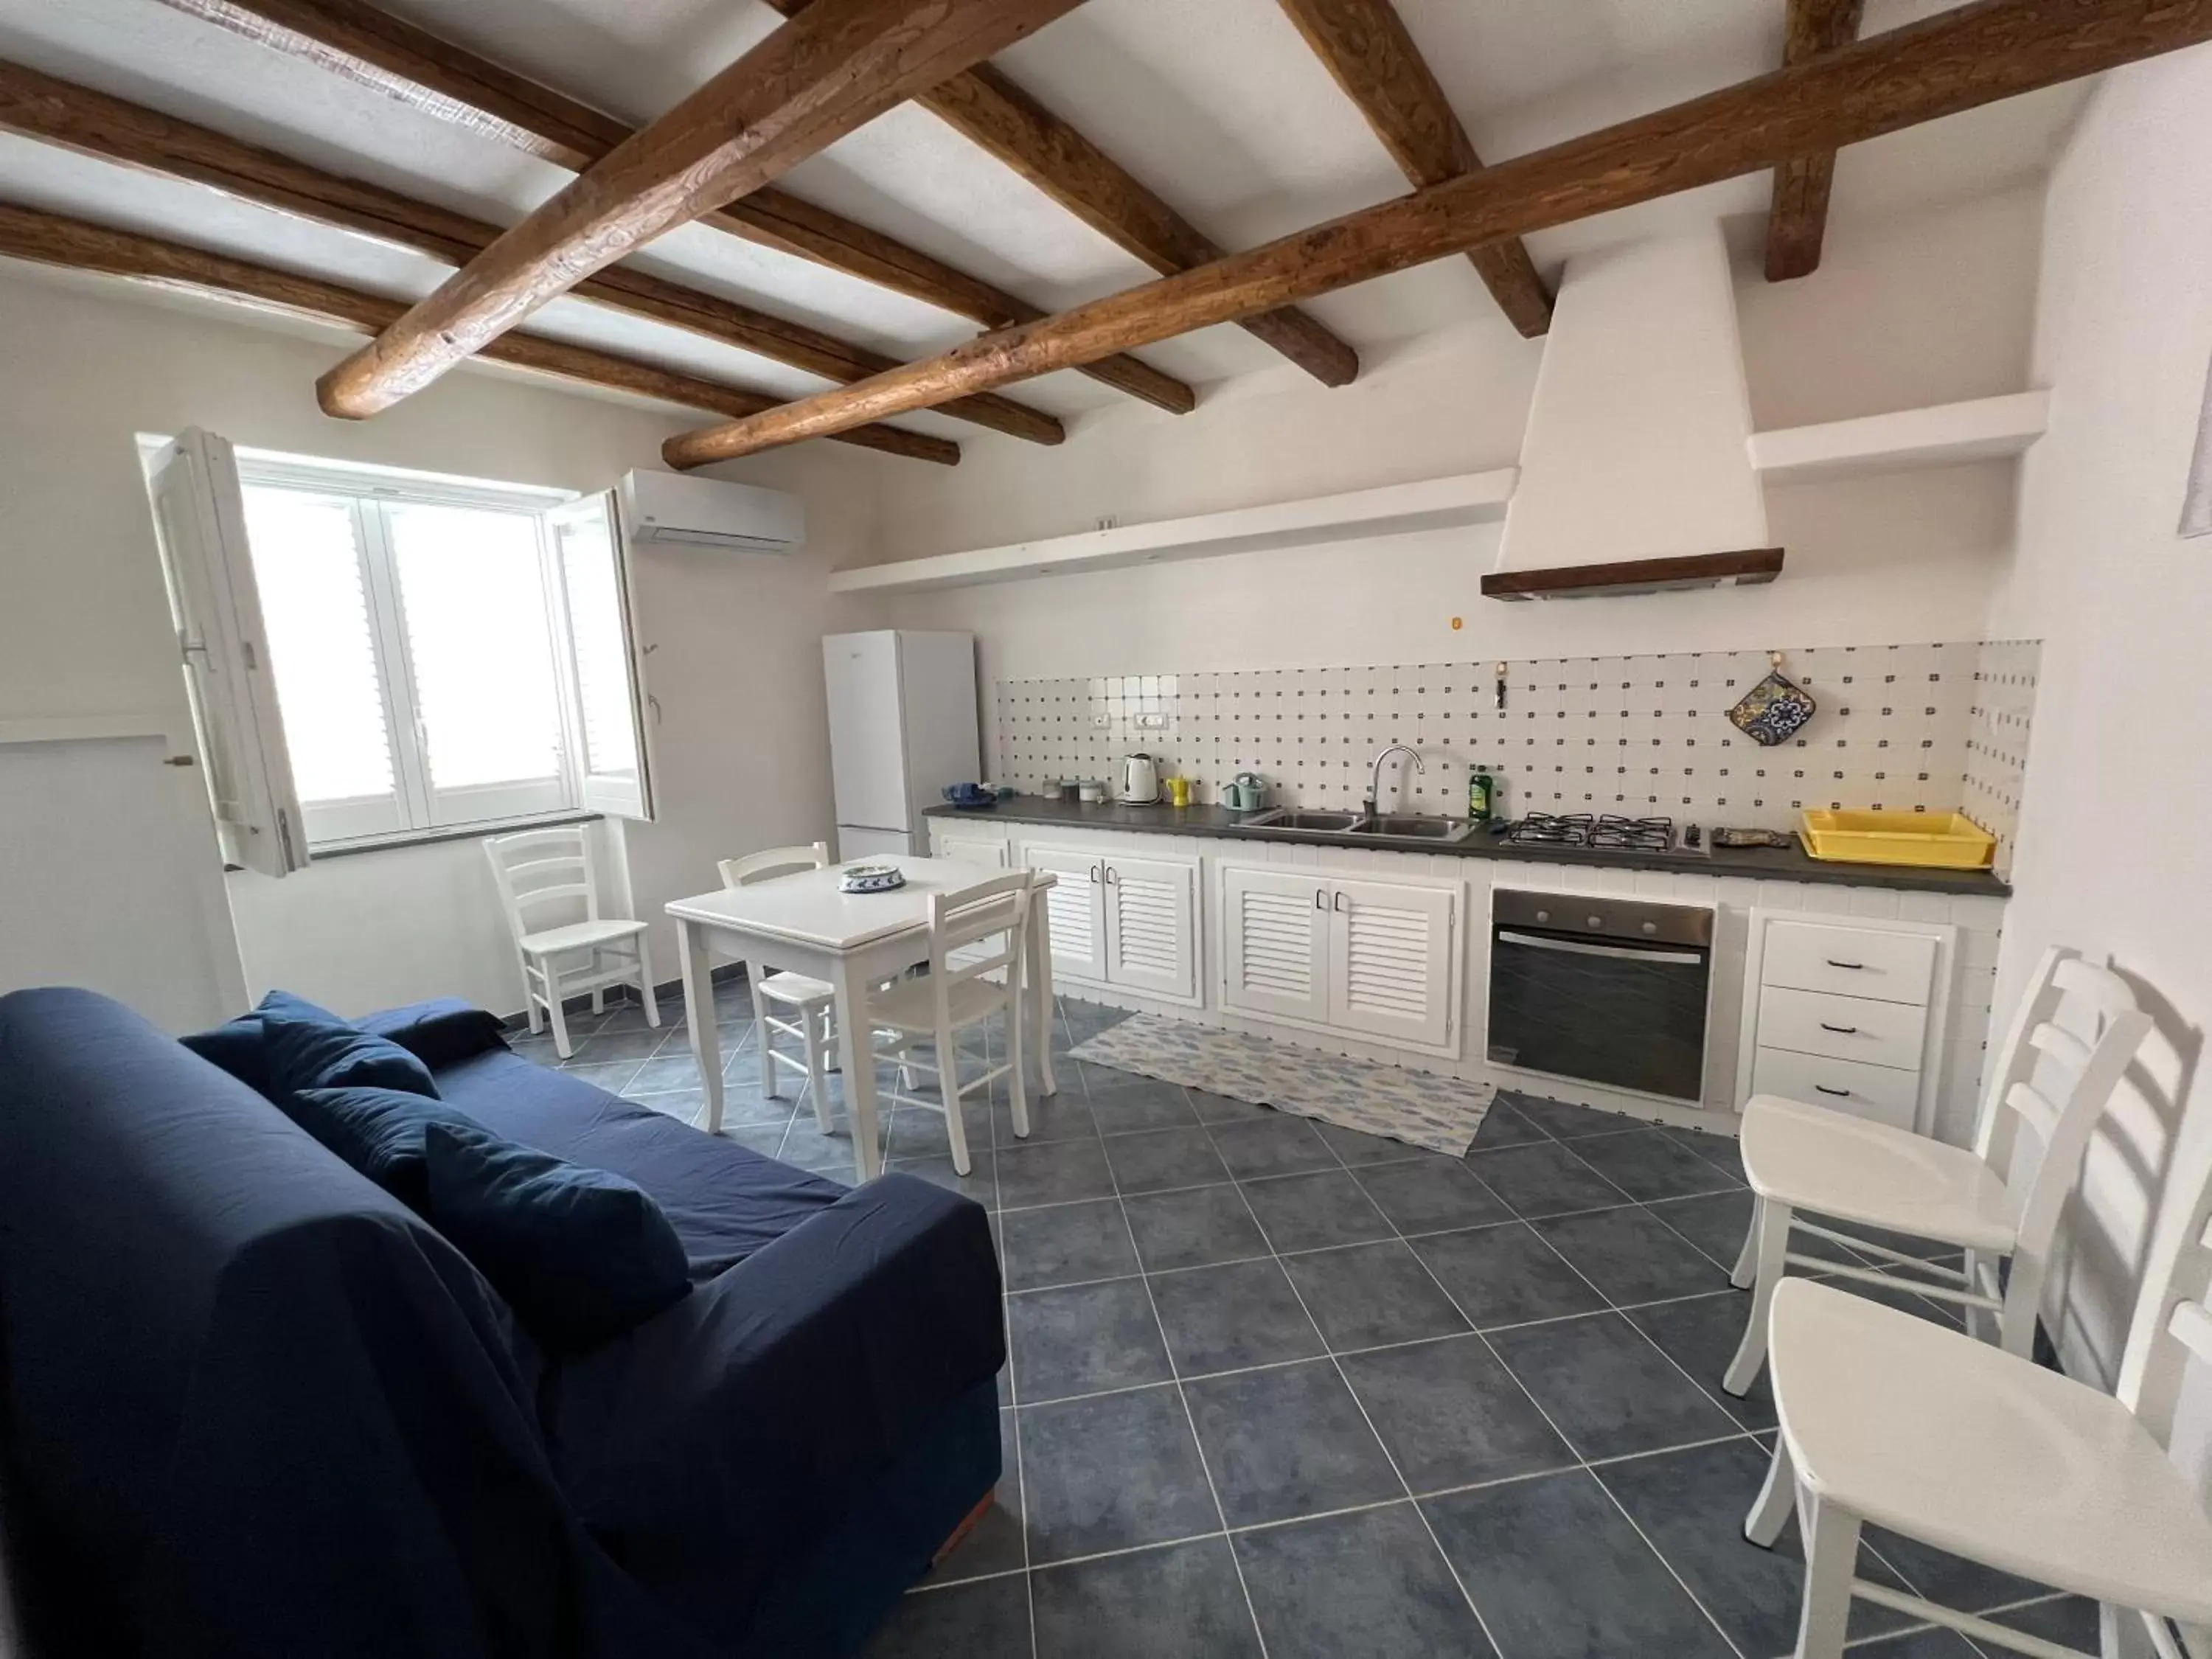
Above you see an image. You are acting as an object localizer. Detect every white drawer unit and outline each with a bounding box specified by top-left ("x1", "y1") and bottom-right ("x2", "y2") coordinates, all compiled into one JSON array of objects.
[
  {"x1": 1737, "y1": 911, "x2": 1957, "y2": 1135},
  {"x1": 1220, "y1": 864, "x2": 1461, "y2": 1057},
  {"x1": 1755, "y1": 984, "x2": 1927, "y2": 1072},
  {"x1": 1018, "y1": 843, "x2": 1200, "y2": 1006},
  {"x1": 1747, "y1": 1045, "x2": 1923, "y2": 1130},
  {"x1": 1760, "y1": 919, "x2": 1939, "y2": 1006}
]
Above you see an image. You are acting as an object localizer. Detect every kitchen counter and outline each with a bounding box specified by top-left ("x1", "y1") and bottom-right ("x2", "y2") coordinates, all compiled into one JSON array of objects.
[{"x1": 924, "y1": 796, "x2": 2010, "y2": 897}]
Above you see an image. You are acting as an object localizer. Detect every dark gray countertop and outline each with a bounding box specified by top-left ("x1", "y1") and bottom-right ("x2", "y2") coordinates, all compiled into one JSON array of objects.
[{"x1": 924, "y1": 796, "x2": 2010, "y2": 898}]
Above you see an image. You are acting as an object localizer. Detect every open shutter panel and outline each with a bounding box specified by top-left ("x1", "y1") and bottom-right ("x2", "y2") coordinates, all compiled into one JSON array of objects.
[
  {"x1": 546, "y1": 490, "x2": 657, "y2": 821},
  {"x1": 145, "y1": 428, "x2": 307, "y2": 876}
]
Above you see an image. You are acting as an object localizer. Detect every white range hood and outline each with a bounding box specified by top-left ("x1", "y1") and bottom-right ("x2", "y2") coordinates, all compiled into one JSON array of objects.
[{"x1": 1486, "y1": 226, "x2": 1781, "y2": 600}]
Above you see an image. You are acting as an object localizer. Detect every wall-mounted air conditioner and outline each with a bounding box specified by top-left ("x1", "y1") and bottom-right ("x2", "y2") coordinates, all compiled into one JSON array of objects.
[{"x1": 619, "y1": 469, "x2": 805, "y2": 554}]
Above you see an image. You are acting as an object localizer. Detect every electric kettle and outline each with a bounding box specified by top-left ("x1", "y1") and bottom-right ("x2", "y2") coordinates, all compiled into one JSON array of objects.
[{"x1": 1119, "y1": 753, "x2": 1162, "y2": 804}]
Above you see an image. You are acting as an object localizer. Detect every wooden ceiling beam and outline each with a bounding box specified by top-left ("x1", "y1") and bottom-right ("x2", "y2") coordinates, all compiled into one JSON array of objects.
[
  {"x1": 0, "y1": 58, "x2": 1057, "y2": 445},
  {"x1": 317, "y1": 0, "x2": 1088, "y2": 417},
  {"x1": 909, "y1": 60, "x2": 1360, "y2": 384},
  {"x1": 0, "y1": 201, "x2": 958, "y2": 464},
  {"x1": 773, "y1": 0, "x2": 1360, "y2": 386},
  {"x1": 149, "y1": 0, "x2": 1194, "y2": 415},
  {"x1": 1764, "y1": 0, "x2": 1866, "y2": 281},
  {"x1": 658, "y1": 0, "x2": 2212, "y2": 467},
  {"x1": 1273, "y1": 0, "x2": 1551, "y2": 338}
]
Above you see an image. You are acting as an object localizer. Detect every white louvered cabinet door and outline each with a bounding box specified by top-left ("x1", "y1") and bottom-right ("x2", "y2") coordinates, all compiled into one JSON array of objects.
[
  {"x1": 1020, "y1": 844, "x2": 1108, "y2": 984},
  {"x1": 1326, "y1": 877, "x2": 1458, "y2": 1049},
  {"x1": 1102, "y1": 855, "x2": 1198, "y2": 1004},
  {"x1": 1220, "y1": 866, "x2": 1330, "y2": 1024}
]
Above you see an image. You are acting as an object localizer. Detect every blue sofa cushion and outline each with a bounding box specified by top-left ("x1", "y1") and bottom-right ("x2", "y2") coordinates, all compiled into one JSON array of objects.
[
  {"x1": 422, "y1": 1121, "x2": 691, "y2": 1352},
  {"x1": 360, "y1": 998, "x2": 511, "y2": 1071},
  {"x1": 265, "y1": 1005, "x2": 439, "y2": 1098},
  {"x1": 434, "y1": 1048, "x2": 849, "y2": 1279},
  {"x1": 179, "y1": 988, "x2": 346, "y2": 1094},
  {"x1": 287, "y1": 1085, "x2": 484, "y2": 1207}
]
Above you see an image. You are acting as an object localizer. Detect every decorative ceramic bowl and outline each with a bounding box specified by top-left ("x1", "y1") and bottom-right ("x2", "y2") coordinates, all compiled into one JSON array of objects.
[{"x1": 838, "y1": 863, "x2": 906, "y2": 894}]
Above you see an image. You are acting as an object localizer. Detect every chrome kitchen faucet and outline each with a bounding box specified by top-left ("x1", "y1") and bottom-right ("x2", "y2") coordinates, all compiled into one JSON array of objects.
[{"x1": 1364, "y1": 742, "x2": 1424, "y2": 815}]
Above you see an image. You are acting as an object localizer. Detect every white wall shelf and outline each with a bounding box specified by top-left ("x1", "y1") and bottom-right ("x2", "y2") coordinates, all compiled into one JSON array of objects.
[
  {"x1": 1748, "y1": 390, "x2": 2050, "y2": 484},
  {"x1": 828, "y1": 469, "x2": 1518, "y2": 595}
]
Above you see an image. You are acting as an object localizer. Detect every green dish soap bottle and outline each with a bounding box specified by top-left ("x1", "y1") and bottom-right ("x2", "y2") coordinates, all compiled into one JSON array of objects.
[{"x1": 1467, "y1": 766, "x2": 1496, "y2": 824}]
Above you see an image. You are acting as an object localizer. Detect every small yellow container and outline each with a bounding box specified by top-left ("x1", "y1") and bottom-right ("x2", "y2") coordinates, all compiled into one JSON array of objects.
[{"x1": 1797, "y1": 810, "x2": 1996, "y2": 870}]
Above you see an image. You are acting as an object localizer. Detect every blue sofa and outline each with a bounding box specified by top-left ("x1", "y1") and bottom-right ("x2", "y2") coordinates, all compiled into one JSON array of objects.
[{"x1": 0, "y1": 988, "x2": 1005, "y2": 1659}]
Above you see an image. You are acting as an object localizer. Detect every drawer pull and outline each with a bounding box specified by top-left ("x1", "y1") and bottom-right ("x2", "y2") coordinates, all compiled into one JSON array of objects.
[
  {"x1": 1826, "y1": 959, "x2": 1865, "y2": 970},
  {"x1": 1818, "y1": 1022, "x2": 1859, "y2": 1034},
  {"x1": 1814, "y1": 1083, "x2": 1851, "y2": 1098}
]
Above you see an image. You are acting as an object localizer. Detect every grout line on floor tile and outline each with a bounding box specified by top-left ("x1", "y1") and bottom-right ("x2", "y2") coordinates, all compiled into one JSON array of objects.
[
  {"x1": 1096, "y1": 1071, "x2": 1276, "y2": 1659},
  {"x1": 1304, "y1": 1096, "x2": 1755, "y2": 1659}
]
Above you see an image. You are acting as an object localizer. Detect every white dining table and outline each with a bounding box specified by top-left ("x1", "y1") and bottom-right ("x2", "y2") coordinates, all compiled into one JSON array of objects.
[{"x1": 666, "y1": 855, "x2": 1057, "y2": 1182}]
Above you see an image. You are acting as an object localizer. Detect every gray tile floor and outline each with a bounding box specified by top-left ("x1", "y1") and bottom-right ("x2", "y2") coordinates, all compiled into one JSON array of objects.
[{"x1": 526, "y1": 990, "x2": 2096, "y2": 1659}]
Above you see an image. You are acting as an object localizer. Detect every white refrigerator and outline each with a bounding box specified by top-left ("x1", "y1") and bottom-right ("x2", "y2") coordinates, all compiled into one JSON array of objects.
[{"x1": 823, "y1": 630, "x2": 981, "y2": 860}]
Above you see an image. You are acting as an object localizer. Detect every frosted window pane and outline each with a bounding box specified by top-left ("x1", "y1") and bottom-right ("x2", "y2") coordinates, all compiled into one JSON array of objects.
[
  {"x1": 387, "y1": 504, "x2": 563, "y2": 790},
  {"x1": 239, "y1": 487, "x2": 394, "y2": 803}
]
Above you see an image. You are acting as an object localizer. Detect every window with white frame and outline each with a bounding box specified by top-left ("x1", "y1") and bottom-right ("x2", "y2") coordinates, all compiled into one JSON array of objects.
[{"x1": 142, "y1": 433, "x2": 654, "y2": 867}]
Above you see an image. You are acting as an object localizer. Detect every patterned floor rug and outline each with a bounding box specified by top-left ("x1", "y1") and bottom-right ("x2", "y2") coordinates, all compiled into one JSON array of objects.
[{"x1": 1068, "y1": 1015, "x2": 1493, "y2": 1158}]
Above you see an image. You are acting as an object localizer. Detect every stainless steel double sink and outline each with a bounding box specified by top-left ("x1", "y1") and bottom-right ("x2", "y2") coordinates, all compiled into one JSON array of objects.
[{"x1": 1237, "y1": 807, "x2": 1481, "y2": 844}]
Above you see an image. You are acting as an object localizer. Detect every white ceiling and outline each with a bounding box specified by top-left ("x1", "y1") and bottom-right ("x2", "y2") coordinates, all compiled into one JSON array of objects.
[{"x1": 0, "y1": 0, "x2": 2093, "y2": 452}]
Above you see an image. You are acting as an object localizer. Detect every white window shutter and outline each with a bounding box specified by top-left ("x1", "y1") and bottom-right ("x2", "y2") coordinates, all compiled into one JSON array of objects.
[
  {"x1": 546, "y1": 490, "x2": 656, "y2": 821},
  {"x1": 145, "y1": 429, "x2": 308, "y2": 876}
]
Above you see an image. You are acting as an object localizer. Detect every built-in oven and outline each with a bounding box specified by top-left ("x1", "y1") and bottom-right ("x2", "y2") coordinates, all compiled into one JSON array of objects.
[{"x1": 1486, "y1": 889, "x2": 1714, "y2": 1102}]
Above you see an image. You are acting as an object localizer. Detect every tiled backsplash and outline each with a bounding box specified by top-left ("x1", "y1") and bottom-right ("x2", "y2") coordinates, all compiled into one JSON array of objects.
[
  {"x1": 993, "y1": 638, "x2": 2041, "y2": 851},
  {"x1": 1964, "y1": 639, "x2": 2041, "y2": 879}
]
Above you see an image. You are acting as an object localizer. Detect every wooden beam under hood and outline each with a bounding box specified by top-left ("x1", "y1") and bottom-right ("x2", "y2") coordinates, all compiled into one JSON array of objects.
[
  {"x1": 1480, "y1": 548, "x2": 1784, "y2": 601},
  {"x1": 656, "y1": 0, "x2": 2212, "y2": 467}
]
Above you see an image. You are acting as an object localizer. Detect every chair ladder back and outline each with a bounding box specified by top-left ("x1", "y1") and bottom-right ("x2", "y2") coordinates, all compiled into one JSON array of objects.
[
  {"x1": 2002, "y1": 1079, "x2": 2064, "y2": 1145},
  {"x1": 1972, "y1": 947, "x2": 2070, "y2": 1169},
  {"x1": 720, "y1": 841, "x2": 830, "y2": 888},
  {"x1": 928, "y1": 874, "x2": 1032, "y2": 990},
  {"x1": 484, "y1": 826, "x2": 597, "y2": 944},
  {"x1": 2117, "y1": 1146, "x2": 2212, "y2": 1450},
  {"x1": 2002, "y1": 978, "x2": 2153, "y2": 1331}
]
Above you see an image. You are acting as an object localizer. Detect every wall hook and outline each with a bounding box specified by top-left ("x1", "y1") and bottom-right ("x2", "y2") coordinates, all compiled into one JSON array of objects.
[
  {"x1": 1494, "y1": 661, "x2": 1508, "y2": 713},
  {"x1": 1768, "y1": 650, "x2": 1784, "y2": 672}
]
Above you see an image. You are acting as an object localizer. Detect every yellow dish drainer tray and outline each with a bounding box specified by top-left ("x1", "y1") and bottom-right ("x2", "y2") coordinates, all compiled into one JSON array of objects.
[{"x1": 1797, "y1": 810, "x2": 1996, "y2": 870}]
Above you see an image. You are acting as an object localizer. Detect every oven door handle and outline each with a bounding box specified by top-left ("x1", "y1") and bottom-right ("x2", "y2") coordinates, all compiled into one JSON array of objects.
[{"x1": 1495, "y1": 930, "x2": 1705, "y2": 966}]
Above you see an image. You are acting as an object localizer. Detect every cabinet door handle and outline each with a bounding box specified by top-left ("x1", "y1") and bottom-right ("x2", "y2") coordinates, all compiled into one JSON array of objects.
[
  {"x1": 1315, "y1": 888, "x2": 1326, "y2": 909},
  {"x1": 1332, "y1": 890, "x2": 1348, "y2": 914},
  {"x1": 1090, "y1": 863, "x2": 1101, "y2": 883},
  {"x1": 1104, "y1": 866, "x2": 1118, "y2": 886},
  {"x1": 1826, "y1": 959, "x2": 1865, "y2": 970},
  {"x1": 1818, "y1": 1022, "x2": 1859, "y2": 1034},
  {"x1": 1814, "y1": 1083, "x2": 1851, "y2": 1097}
]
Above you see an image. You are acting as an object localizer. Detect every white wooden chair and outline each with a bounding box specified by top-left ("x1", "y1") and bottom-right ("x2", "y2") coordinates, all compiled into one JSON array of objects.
[
  {"x1": 1747, "y1": 1130, "x2": 2212, "y2": 1659},
  {"x1": 718, "y1": 844, "x2": 840, "y2": 1131},
  {"x1": 484, "y1": 826, "x2": 655, "y2": 1060},
  {"x1": 860, "y1": 872, "x2": 1034, "y2": 1178},
  {"x1": 1725, "y1": 947, "x2": 2152, "y2": 1397}
]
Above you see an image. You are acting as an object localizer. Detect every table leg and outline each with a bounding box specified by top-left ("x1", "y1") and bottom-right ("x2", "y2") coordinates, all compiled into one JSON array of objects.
[
  {"x1": 1028, "y1": 886, "x2": 1058, "y2": 1097},
  {"x1": 829, "y1": 956, "x2": 883, "y2": 1183},
  {"x1": 678, "y1": 919, "x2": 724, "y2": 1133}
]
